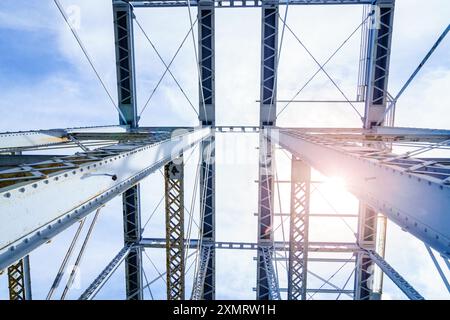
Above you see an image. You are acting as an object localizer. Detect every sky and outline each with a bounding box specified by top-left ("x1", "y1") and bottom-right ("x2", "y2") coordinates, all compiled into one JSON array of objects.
[{"x1": 0, "y1": 0, "x2": 449, "y2": 300}]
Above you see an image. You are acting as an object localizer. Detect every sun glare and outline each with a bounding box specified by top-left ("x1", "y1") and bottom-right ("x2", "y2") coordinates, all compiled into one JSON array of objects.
[{"x1": 323, "y1": 176, "x2": 347, "y2": 192}]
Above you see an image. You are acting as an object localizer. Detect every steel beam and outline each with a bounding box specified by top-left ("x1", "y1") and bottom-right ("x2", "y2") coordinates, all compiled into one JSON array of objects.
[
  {"x1": 7, "y1": 256, "x2": 32, "y2": 300},
  {"x1": 356, "y1": 0, "x2": 395, "y2": 300},
  {"x1": 0, "y1": 128, "x2": 210, "y2": 270},
  {"x1": 0, "y1": 126, "x2": 127, "y2": 152},
  {"x1": 288, "y1": 157, "x2": 310, "y2": 300},
  {"x1": 367, "y1": 250, "x2": 424, "y2": 300},
  {"x1": 198, "y1": 136, "x2": 216, "y2": 300},
  {"x1": 113, "y1": 0, "x2": 144, "y2": 300},
  {"x1": 79, "y1": 246, "x2": 132, "y2": 300},
  {"x1": 164, "y1": 157, "x2": 185, "y2": 300},
  {"x1": 130, "y1": 0, "x2": 373, "y2": 8},
  {"x1": 122, "y1": 185, "x2": 143, "y2": 300},
  {"x1": 261, "y1": 246, "x2": 281, "y2": 300},
  {"x1": 141, "y1": 238, "x2": 360, "y2": 252},
  {"x1": 363, "y1": 0, "x2": 395, "y2": 128},
  {"x1": 354, "y1": 204, "x2": 378, "y2": 299},
  {"x1": 268, "y1": 128, "x2": 450, "y2": 257},
  {"x1": 257, "y1": 0, "x2": 279, "y2": 301},
  {"x1": 191, "y1": 245, "x2": 212, "y2": 300},
  {"x1": 198, "y1": 0, "x2": 215, "y2": 126},
  {"x1": 113, "y1": 0, "x2": 138, "y2": 127},
  {"x1": 198, "y1": 0, "x2": 216, "y2": 300}
]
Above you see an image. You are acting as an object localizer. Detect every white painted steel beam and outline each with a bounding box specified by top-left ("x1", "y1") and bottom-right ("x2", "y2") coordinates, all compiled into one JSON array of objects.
[
  {"x1": 268, "y1": 128, "x2": 450, "y2": 257},
  {"x1": 0, "y1": 126, "x2": 127, "y2": 151},
  {"x1": 0, "y1": 128, "x2": 211, "y2": 269}
]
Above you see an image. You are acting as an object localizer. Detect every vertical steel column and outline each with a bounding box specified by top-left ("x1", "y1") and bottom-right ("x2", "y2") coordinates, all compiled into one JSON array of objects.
[
  {"x1": 113, "y1": 0, "x2": 138, "y2": 127},
  {"x1": 257, "y1": 0, "x2": 278, "y2": 300},
  {"x1": 355, "y1": 204, "x2": 378, "y2": 300},
  {"x1": 355, "y1": 0, "x2": 395, "y2": 300},
  {"x1": 287, "y1": 157, "x2": 310, "y2": 300},
  {"x1": 113, "y1": 0, "x2": 143, "y2": 300},
  {"x1": 7, "y1": 256, "x2": 32, "y2": 300},
  {"x1": 164, "y1": 157, "x2": 185, "y2": 300},
  {"x1": 198, "y1": 0, "x2": 216, "y2": 300},
  {"x1": 122, "y1": 186, "x2": 143, "y2": 300},
  {"x1": 363, "y1": 0, "x2": 395, "y2": 128}
]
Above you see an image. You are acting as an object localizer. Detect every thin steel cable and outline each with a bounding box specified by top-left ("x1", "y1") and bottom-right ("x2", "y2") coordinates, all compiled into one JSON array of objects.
[
  {"x1": 53, "y1": 0, "x2": 127, "y2": 124},
  {"x1": 46, "y1": 218, "x2": 86, "y2": 300},
  {"x1": 134, "y1": 17, "x2": 199, "y2": 117},
  {"x1": 307, "y1": 256, "x2": 354, "y2": 300},
  {"x1": 142, "y1": 266, "x2": 154, "y2": 300},
  {"x1": 276, "y1": 13, "x2": 373, "y2": 119},
  {"x1": 311, "y1": 184, "x2": 356, "y2": 238},
  {"x1": 141, "y1": 143, "x2": 199, "y2": 233},
  {"x1": 184, "y1": 146, "x2": 202, "y2": 266},
  {"x1": 273, "y1": 158, "x2": 289, "y2": 274},
  {"x1": 336, "y1": 266, "x2": 356, "y2": 300},
  {"x1": 186, "y1": 0, "x2": 208, "y2": 124},
  {"x1": 142, "y1": 194, "x2": 165, "y2": 232},
  {"x1": 136, "y1": 249, "x2": 198, "y2": 298},
  {"x1": 61, "y1": 208, "x2": 102, "y2": 299},
  {"x1": 143, "y1": 249, "x2": 166, "y2": 285},
  {"x1": 138, "y1": 18, "x2": 199, "y2": 118}
]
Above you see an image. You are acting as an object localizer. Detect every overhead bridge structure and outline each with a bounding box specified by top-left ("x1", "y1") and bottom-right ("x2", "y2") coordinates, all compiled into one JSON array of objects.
[{"x1": 0, "y1": 0, "x2": 449, "y2": 300}]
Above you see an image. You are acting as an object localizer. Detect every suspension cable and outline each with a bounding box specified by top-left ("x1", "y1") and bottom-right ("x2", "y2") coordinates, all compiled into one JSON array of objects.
[
  {"x1": 46, "y1": 218, "x2": 86, "y2": 300},
  {"x1": 53, "y1": 0, "x2": 127, "y2": 124},
  {"x1": 60, "y1": 207, "x2": 102, "y2": 299},
  {"x1": 138, "y1": 18, "x2": 199, "y2": 119},
  {"x1": 276, "y1": 13, "x2": 372, "y2": 120},
  {"x1": 134, "y1": 16, "x2": 199, "y2": 117},
  {"x1": 336, "y1": 266, "x2": 356, "y2": 300},
  {"x1": 307, "y1": 256, "x2": 354, "y2": 300},
  {"x1": 186, "y1": 0, "x2": 208, "y2": 124}
]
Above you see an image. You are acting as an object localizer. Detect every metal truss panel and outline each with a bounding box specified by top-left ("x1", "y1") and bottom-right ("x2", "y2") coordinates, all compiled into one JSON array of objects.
[
  {"x1": 257, "y1": 133, "x2": 275, "y2": 300},
  {"x1": 123, "y1": 185, "x2": 143, "y2": 300},
  {"x1": 364, "y1": 0, "x2": 395, "y2": 128},
  {"x1": 257, "y1": 3, "x2": 278, "y2": 297},
  {"x1": 199, "y1": 136, "x2": 216, "y2": 299},
  {"x1": 269, "y1": 129, "x2": 450, "y2": 257},
  {"x1": 7, "y1": 256, "x2": 32, "y2": 300},
  {"x1": 198, "y1": 1, "x2": 215, "y2": 126},
  {"x1": 130, "y1": 0, "x2": 373, "y2": 8},
  {"x1": 0, "y1": 128, "x2": 210, "y2": 269},
  {"x1": 198, "y1": 0, "x2": 216, "y2": 299},
  {"x1": 260, "y1": 2, "x2": 278, "y2": 126},
  {"x1": 288, "y1": 157, "x2": 310, "y2": 300},
  {"x1": 113, "y1": 1, "x2": 138, "y2": 127},
  {"x1": 354, "y1": 204, "x2": 378, "y2": 300},
  {"x1": 164, "y1": 158, "x2": 185, "y2": 300},
  {"x1": 192, "y1": 245, "x2": 212, "y2": 300},
  {"x1": 261, "y1": 247, "x2": 281, "y2": 300}
]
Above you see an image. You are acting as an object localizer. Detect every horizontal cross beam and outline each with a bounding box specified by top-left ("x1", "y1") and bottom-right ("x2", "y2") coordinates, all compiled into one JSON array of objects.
[
  {"x1": 140, "y1": 238, "x2": 359, "y2": 252},
  {"x1": 129, "y1": 0, "x2": 373, "y2": 9}
]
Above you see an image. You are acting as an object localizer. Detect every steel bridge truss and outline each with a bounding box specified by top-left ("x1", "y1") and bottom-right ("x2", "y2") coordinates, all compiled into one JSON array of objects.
[
  {"x1": 164, "y1": 157, "x2": 185, "y2": 300},
  {"x1": 1, "y1": 0, "x2": 449, "y2": 301}
]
